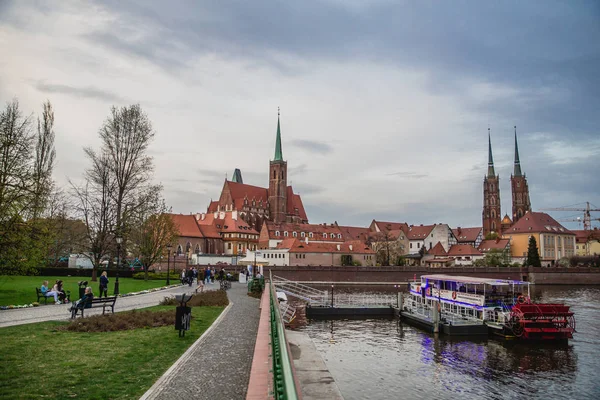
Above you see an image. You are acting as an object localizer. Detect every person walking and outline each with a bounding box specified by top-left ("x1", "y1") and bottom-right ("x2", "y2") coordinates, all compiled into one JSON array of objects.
[{"x1": 99, "y1": 271, "x2": 109, "y2": 298}]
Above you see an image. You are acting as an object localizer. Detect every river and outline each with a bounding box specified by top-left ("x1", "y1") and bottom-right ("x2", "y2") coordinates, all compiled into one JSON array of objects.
[{"x1": 297, "y1": 285, "x2": 600, "y2": 399}]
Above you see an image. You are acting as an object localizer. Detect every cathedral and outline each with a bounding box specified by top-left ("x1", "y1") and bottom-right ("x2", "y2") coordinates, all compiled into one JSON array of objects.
[
  {"x1": 207, "y1": 111, "x2": 309, "y2": 232},
  {"x1": 482, "y1": 126, "x2": 531, "y2": 237}
]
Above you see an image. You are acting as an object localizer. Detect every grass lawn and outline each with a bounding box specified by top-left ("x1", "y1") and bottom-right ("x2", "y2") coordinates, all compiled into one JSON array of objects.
[
  {"x1": 0, "y1": 275, "x2": 170, "y2": 306},
  {"x1": 0, "y1": 306, "x2": 224, "y2": 399}
]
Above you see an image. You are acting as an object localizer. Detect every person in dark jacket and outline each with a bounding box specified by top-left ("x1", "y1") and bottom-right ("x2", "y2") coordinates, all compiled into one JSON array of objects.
[
  {"x1": 69, "y1": 287, "x2": 93, "y2": 318},
  {"x1": 186, "y1": 267, "x2": 194, "y2": 287},
  {"x1": 99, "y1": 271, "x2": 109, "y2": 298}
]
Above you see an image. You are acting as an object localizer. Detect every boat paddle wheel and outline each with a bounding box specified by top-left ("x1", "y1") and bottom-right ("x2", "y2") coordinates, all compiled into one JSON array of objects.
[{"x1": 507, "y1": 297, "x2": 576, "y2": 340}]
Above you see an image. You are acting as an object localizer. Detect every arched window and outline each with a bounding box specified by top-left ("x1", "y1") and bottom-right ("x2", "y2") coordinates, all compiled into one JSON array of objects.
[
  {"x1": 293, "y1": 232, "x2": 297, "y2": 237},
  {"x1": 284, "y1": 231, "x2": 288, "y2": 237},
  {"x1": 195, "y1": 244, "x2": 200, "y2": 254},
  {"x1": 491, "y1": 210, "x2": 496, "y2": 218},
  {"x1": 186, "y1": 242, "x2": 191, "y2": 252},
  {"x1": 337, "y1": 234, "x2": 342, "y2": 239},
  {"x1": 330, "y1": 233, "x2": 335, "y2": 238},
  {"x1": 323, "y1": 233, "x2": 327, "y2": 238},
  {"x1": 491, "y1": 222, "x2": 496, "y2": 231},
  {"x1": 275, "y1": 231, "x2": 280, "y2": 237},
  {"x1": 177, "y1": 245, "x2": 183, "y2": 255},
  {"x1": 301, "y1": 232, "x2": 305, "y2": 237},
  {"x1": 273, "y1": 170, "x2": 276, "y2": 179},
  {"x1": 309, "y1": 232, "x2": 313, "y2": 238}
]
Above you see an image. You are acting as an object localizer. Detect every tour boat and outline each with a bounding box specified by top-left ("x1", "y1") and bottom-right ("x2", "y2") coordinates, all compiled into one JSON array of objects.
[{"x1": 402, "y1": 274, "x2": 575, "y2": 340}]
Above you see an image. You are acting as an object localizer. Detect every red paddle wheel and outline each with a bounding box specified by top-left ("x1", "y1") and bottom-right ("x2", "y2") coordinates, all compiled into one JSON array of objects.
[{"x1": 508, "y1": 300, "x2": 575, "y2": 340}]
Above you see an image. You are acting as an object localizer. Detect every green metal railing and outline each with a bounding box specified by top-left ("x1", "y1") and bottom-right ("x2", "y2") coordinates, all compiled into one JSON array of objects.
[{"x1": 269, "y1": 272, "x2": 299, "y2": 399}]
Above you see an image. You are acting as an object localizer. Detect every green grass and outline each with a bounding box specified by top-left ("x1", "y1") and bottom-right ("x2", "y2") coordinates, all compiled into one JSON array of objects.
[
  {"x1": 0, "y1": 275, "x2": 170, "y2": 306},
  {"x1": 0, "y1": 306, "x2": 224, "y2": 399}
]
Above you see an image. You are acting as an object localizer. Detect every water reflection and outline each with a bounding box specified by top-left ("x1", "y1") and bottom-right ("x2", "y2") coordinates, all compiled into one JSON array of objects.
[{"x1": 299, "y1": 285, "x2": 599, "y2": 400}]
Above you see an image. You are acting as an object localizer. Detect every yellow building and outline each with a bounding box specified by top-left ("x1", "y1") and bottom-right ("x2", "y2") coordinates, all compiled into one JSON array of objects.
[
  {"x1": 502, "y1": 211, "x2": 575, "y2": 266},
  {"x1": 574, "y1": 229, "x2": 600, "y2": 256}
]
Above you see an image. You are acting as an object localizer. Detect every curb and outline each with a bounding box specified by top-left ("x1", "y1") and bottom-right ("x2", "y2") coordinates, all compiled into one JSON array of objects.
[{"x1": 139, "y1": 300, "x2": 235, "y2": 400}]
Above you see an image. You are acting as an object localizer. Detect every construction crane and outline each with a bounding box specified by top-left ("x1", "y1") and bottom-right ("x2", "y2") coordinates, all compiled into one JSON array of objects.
[
  {"x1": 542, "y1": 202, "x2": 600, "y2": 231},
  {"x1": 557, "y1": 217, "x2": 600, "y2": 228}
]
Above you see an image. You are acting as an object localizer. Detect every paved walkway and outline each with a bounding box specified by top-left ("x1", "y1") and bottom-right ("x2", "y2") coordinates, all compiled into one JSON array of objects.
[
  {"x1": 0, "y1": 283, "x2": 202, "y2": 328},
  {"x1": 142, "y1": 282, "x2": 261, "y2": 400}
]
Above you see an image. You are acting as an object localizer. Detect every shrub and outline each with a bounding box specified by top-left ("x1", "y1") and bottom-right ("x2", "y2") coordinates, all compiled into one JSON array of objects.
[
  {"x1": 60, "y1": 309, "x2": 176, "y2": 332},
  {"x1": 159, "y1": 290, "x2": 229, "y2": 307}
]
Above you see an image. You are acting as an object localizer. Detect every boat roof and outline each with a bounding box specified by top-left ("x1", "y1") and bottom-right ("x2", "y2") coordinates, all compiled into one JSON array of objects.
[{"x1": 421, "y1": 274, "x2": 528, "y2": 286}]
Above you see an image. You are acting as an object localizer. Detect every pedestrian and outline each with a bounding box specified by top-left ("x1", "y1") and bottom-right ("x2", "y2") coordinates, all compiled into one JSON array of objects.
[
  {"x1": 181, "y1": 269, "x2": 186, "y2": 285},
  {"x1": 41, "y1": 280, "x2": 60, "y2": 304},
  {"x1": 195, "y1": 277, "x2": 204, "y2": 294},
  {"x1": 99, "y1": 271, "x2": 109, "y2": 298},
  {"x1": 210, "y1": 267, "x2": 216, "y2": 284},
  {"x1": 186, "y1": 267, "x2": 194, "y2": 287}
]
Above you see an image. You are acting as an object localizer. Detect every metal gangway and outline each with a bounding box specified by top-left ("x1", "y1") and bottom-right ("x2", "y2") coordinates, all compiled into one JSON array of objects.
[
  {"x1": 272, "y1": 276, "x2": 328, "y2": 306},
  {"x1": 332, "y1": 293, "x2": 397, "y2": 308}
]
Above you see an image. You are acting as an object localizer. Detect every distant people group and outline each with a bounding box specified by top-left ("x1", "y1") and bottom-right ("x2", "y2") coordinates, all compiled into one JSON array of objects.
[{"x1": 40, "y1": 280, "x2": 68, "y2": 304}]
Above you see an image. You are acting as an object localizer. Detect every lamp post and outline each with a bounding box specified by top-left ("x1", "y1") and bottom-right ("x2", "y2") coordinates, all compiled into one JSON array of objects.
[
  {"x1": 115, "y1": 236, "x2": 122, "y2": 295},
  {"x1": 166, "y1": 244, "x2": 172, "y2": 285},
  {"x1": 331, "y1": 284, "x2": 334, "y2": 308}
]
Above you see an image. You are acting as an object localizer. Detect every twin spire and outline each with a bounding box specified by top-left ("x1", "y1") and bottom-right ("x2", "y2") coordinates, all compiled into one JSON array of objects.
[
  {"x1": 274, "y1": 107, "x2": 283, "y2": 162},
  {"x1": 487, "y1": 126, "x2": 523, "y2": 177}
]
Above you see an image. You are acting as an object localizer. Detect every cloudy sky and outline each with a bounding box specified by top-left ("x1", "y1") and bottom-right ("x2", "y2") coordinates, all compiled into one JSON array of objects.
[{"x1": 1, "y1": 0, "x2": 599, "y2": 230}]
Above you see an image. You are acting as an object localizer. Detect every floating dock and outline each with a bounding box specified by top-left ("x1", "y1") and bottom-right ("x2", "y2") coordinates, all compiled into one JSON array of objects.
[
  {"x1": 306, "y1": 305, "x2": 394, "y2": 319},
  {"x1": 397, "y1": 308, "x2": 489, "y2": 336}
]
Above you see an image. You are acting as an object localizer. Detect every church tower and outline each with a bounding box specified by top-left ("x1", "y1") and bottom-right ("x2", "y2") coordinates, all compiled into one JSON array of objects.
[
  {"x1": 483, "y1": 128, "x2": 501, "y2": 236},
  {"x1": 510, "y1": 126, "x2": 531, "y2": 223},
  {"x1": 268, "y1": 109, "x2": 287, "y2": 224}
]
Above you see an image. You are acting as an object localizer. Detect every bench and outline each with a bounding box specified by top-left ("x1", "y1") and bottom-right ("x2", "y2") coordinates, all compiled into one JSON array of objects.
[
  {"x1": 36, "y1": 287, "x2": 71, "y2": 304},
  {"x1": 71, "y1": 296, "x2": 117, "y2": 318}
]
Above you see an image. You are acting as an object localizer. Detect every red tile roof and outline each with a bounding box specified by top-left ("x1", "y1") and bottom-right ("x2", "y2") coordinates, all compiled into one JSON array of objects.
[
  {"x1": 207, "y1": 201, "x2": 219, "y2": 213},
  {"x1": 286, "y1": 186, "x2": 308, "y2": 221},
  {"x1": 168, "y1": 214, "x2": 204, "y2": 238},
  {"x1": 338, "y1": 225, "x2": 371, "y2": 241},
  {"x1": 226, "y1": 181, "x2": 269, "y2": 202},
  {"x1": 406, "y1": 224, "x2": 436, "y2": 240},
  {"x1": 373, "y1": 221, "x2": 409, "y2": 233},
  {"x1": 478, "y1": 239, "x2": 510, "y2": 252},
  {"x1": 572, "y1": 229, "x2": 600, "y2": 243},
  {"x1": 505, "y1": 212, "x2": 574, "y2": 235},
  {"x1": 220, "y1": 213, "x2": 259, "y2": 235},
  {"x1": 265, "y1": 221, "x2": 344, "y2": 241},
  {"x1": 427, "y1": 242, "x2": 447, "y2": 256},
  {"x1": 452, "y1": 227, "x2": 482, "y2": 243},
  {"x1": 447, "y1": 244, "x2": 483, "y2": 256},
  {"x1": 278, "y1": 238, "x2": 374, "y2": 254}
]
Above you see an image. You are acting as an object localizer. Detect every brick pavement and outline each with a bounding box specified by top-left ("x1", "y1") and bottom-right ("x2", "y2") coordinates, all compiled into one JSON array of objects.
[{"x1": 141, "y1": 282, "x2": 261, "y2": 400}]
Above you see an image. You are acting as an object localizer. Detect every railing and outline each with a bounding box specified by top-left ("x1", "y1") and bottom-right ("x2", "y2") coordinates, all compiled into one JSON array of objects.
[
  {"x1": 272, "y1": 275, "x2": 327, "y2": 306},
  {"x1": 279, "y1": 301, "x2": 297, "y2": 324},
  {"x1": 330, "y1": 293, "x2": 396, "y2": 307},
  {"x1": 269, "y1": 273, "x2": 300, "y2": 400}
]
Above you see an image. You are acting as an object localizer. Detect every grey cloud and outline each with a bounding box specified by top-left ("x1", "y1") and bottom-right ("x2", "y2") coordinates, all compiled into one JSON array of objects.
[
  {"x1": 292, "y1": 183, "x2": 324, "y2": 196},
  {"x1": 289, "y1": 140, "x2": 333, "y2": 155},
  {"x1": 387, "y1": 171, "x2": 428, "y2": 179},
  {"x1": 34, "y1": 81, "x2": 125, "y2": 103}
]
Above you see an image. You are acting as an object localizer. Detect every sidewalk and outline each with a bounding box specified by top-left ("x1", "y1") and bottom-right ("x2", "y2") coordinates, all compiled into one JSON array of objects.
[
  {"x1": 0, "y1": 284, "x2": 193, "y2": 328},
  {"x1": 141, "y1": 282, "x2": 261, "y2": 400}
]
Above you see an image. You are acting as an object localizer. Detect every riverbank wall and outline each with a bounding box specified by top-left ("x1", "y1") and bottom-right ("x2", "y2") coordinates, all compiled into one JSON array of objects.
[{"x1": 263, "y1": 266, "x2": 600, "y2": 285}]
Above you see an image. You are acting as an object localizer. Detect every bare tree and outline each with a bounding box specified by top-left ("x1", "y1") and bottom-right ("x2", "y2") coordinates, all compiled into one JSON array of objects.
[
  {"x1": 368, "y1": 224, "x2": 402, "y2": 266},
  {"x1": 31, "y1": 100, "x2": 56, "y2": 220},
  {"x1": 98, "y1": 104, "x2": 155, "y2": 244},
  {"x1": 71, "y1": 151, "x2": 116, "y2": 281},
  {"x1": 129, "y1": 187, "x2": 178, "y2": 280}
]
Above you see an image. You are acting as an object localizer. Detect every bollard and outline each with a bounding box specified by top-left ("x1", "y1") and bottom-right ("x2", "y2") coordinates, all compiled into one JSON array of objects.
[
  {"x1": 398, "y1": 292, "x2": 403, "y2": 310},
  {"x1": 432, "y1": 300, "x2": 439, "y2": 333}
]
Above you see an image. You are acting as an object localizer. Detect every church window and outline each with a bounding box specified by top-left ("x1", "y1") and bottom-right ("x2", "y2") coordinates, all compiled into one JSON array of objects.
[
  {"x1": 492, "y1": 222, "x2": 496, "y2": 231},
  {"x1": 275, "y1": 231, "x2": 280, "y2": 237},
  {"x1": 273, "y1": 170, "x2": 276, "y2": 179},
  {"x1": 177, "y1": 245, "x2": 183, "y2": 255},
  {"x1": 491, "y1": 210, "x2": 496, "y2": 218},
  {"x1": 195, "y1": 244, "x2": 200, "y2": 254},
  {"x1": 284, "y1": 231, "x2": 288, "y2": 237},
  {"x1": 293, "y1": 232, "x2": 297, "y2": 237},
  {"x1": 517, "y1": 181, "x2": 520, "y2": 187}
]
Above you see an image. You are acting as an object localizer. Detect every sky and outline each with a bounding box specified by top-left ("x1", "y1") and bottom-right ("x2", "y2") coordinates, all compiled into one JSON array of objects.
[{"x1": 1, "y1": 0, "x2": 599, "y2": 230}]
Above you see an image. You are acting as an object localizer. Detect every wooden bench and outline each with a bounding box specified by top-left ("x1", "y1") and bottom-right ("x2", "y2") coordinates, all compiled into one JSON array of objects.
[
  {"x1": 36, "y1": 287, "x2": 71, "y2": 304},
  {"x1": 71, "y1": 296, "x2": 117, "y2": 318}
]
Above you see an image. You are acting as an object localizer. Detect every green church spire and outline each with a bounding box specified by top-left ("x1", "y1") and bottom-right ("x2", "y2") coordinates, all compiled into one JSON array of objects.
[
  {"x1": 514, "y1": 125, "x2": 522, "y2": 177},
  {"x1": 487, "y1": 128, "x2": 496, "y2": 177},
  {"x1": 274, "y1": 107, "x2": 283, "y2": 161}
]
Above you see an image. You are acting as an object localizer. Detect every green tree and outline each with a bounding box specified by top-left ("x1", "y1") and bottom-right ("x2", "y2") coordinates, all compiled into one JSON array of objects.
[{"x1": 525, "y1": 236, "x2": 542, "y2": 267}]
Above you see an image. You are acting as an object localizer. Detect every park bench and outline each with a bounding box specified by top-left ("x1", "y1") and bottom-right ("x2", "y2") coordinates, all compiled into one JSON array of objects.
[
  {"x1": 71, "y1": 296, "x2": 117, "y2": 318},
  {"x1": 35, "y1": 287, "x2": 71, "y2": 304}
]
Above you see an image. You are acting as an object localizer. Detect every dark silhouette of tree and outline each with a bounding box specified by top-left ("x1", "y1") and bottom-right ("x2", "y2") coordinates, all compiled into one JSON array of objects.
[{"x1": 525, "y1": 236, "x2": 542, "y2": 268}]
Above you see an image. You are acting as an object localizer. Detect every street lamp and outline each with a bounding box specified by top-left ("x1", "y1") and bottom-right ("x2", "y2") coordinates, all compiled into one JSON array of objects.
[
  {"x1": 166, "y1": 244, "x2": 172, "y2": 285},
  {"x1": 331, "y1": 284, "x2": 334, "y2": 308},
  {"x1": 115, "y1": 236, "x2": 122, "y2": 295}
]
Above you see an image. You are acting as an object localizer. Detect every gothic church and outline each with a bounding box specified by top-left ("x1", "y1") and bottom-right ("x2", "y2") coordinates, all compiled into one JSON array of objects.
[{"x1": 483, "y1": 127, "x2": 531, "y2": 236}]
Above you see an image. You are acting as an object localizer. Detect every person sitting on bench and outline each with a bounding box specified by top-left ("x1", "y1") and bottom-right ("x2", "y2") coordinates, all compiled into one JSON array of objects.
[
  {"x1": 69, "y1": 286, "x2": 93, "y2": 318},
  {"x1": 41, "y1": 280, "x2": 60, "y2": 304}
]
